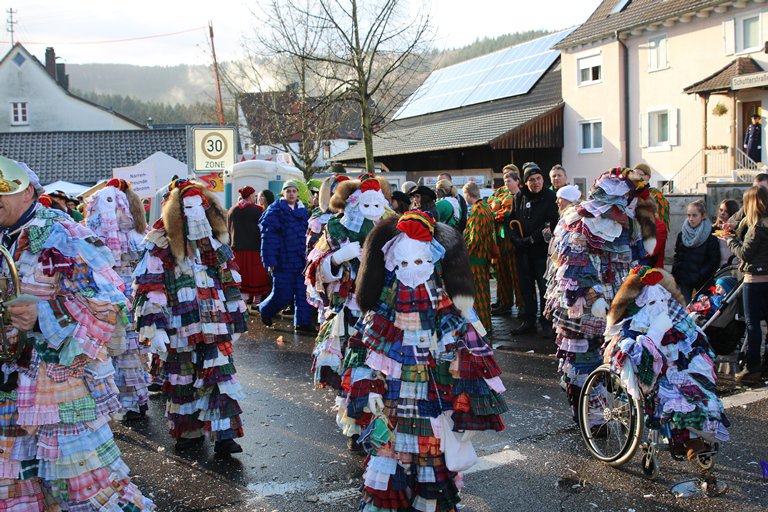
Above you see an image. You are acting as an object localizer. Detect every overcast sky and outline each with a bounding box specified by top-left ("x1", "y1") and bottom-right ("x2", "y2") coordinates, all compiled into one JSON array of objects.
[{"x1": 1, "y1": 0, "x2": 602, "y2": 66}]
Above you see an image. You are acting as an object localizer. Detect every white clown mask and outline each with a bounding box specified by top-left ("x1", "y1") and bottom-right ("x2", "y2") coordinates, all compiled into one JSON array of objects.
[
  {"x1": 393, "y1": 236, "x2": 434, "y2": 288},
  {"x1": 183, "y1": 194, "x2": 212, "y2": 240},
  {"x1": 358, "y1": 188, "x2": 386, "y2": 221}
]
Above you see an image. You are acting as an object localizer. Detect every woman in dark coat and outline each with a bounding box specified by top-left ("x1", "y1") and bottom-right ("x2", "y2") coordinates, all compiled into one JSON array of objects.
[
  {"x1": 672, "y1": 199, "x2": 720, "y2": 303},
  {"x1": 228, "y1": 185, "x2": 270, "y2": 305}
]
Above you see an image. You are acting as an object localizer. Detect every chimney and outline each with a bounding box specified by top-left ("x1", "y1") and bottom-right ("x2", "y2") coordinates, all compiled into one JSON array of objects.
[
  {"x1": 56, "y1": 63, "x2": 69, "y2": 90},
  {"x1": 44, "y1": 47, "x2": 57, "y2": 81}
]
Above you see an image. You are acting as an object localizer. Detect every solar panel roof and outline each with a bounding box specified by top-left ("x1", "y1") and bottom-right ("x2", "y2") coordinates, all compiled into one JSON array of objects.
[{"x1": 393, "y1": 28, "x2": 574, "y2": 120}]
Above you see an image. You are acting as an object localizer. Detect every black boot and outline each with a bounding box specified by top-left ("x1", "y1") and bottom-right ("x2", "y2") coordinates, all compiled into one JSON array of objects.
[
  {"x1": 214, "y1": 439, "x2": 243, "y2": 455},
  {"x1": 347, "y1": 434, "x2": 363, "y2": 453},
  {"x1": 175, "y1": 437, "x2": 204, "y2": 452},
  {"x1": 259, "y1": 311, "x2": 273, "y2": 327},
  {"x1": 510, "y1": 319, "x2": 536, "y2": 335}
]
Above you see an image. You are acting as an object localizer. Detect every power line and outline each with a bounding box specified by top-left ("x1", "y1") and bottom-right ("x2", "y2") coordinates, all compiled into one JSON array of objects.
[{"x1": 0, "y1": 25, "x2": 206, "y2": 46}]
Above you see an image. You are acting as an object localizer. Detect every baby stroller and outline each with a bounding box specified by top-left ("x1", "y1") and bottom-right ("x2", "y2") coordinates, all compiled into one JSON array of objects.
[
  {"x1": 577, "y1": 268, "x2": 731, "y2": 481},
  {"x1": 688, "y1": 259, "x2": 745, "y2": 363}
]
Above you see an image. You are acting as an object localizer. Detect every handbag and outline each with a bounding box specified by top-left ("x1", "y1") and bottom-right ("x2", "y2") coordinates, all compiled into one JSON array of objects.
[{"x1": 438, "y1": 410, "x2": 478, "y2": 472}]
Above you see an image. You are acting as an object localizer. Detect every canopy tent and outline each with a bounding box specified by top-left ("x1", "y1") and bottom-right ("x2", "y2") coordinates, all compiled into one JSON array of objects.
[
  {"x1": 44, "y1": 180, "x2": 90, "y2": 197},
  {"x1": 112, "y1": 151, "x2": 188, "y2": 199}
]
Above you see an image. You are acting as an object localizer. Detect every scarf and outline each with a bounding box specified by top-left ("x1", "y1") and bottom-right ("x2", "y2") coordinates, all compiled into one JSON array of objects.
[
  {"x1": 236, "y1": 199, "x2": 251, "y2": 209},
  {"x1": 681, "y1": 217, "x2": 711, "y2": 248}
]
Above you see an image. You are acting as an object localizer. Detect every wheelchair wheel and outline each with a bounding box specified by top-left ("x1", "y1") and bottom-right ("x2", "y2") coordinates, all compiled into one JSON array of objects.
[
  {"x1": 695, "y1": 442, "x2": 718, "y2": 471},
  {"x1": 641, "y1": 451, "x2": 659, "y2": 480},
  {"x1": 578, "y1": 364, "x2": 643, "y2": 466}
]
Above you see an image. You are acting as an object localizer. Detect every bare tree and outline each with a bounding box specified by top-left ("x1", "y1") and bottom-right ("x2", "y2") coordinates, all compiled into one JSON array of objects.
[
  {"x1": 256, "y1": 0, "x2": 433, "y2": 173},
  {"x1": 221, "y1": 3, "x2": 358, "y2": 180}
]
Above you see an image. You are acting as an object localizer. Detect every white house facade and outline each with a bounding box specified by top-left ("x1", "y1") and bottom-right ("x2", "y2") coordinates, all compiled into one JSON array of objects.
[
  {"x1": 558, "y1": 0, "x2": 768, "y2": 191},
  {"x1": 0, "y1": 44, "x2": 143, "y2": 132}
]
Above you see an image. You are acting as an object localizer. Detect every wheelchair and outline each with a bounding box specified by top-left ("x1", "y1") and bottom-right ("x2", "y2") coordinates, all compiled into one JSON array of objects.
[{"x1": 578, "y1": 364, "x2": 718, "y2": 480}]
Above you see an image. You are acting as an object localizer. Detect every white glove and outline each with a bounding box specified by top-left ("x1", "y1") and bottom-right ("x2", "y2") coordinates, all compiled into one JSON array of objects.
[
  {"x1": 367, "y1": 393, "x2": 384, "y2": 415},
  {"x1": 591, "y1": 298, "x2": 609, "y2": 318},
  {"x1": 150, "y1": 330, "x2": 170, "y2": 354},
  {"x1": 645, "y1": 314, "x2": 673, "y2": 344},
  {"x1": 331, "y1": 241, "x2": 361, "y2": 265}
]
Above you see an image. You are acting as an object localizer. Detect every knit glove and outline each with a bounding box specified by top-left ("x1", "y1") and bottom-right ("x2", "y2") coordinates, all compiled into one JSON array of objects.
[{"x1": 332, "y1": 241, "x2": 361, "y2": 265}]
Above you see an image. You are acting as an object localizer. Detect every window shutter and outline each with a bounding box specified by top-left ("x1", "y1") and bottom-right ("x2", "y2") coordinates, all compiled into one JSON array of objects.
[
  {"x1": 668, "y1": 108, "x2": 679, "y2": 146},
  {"x1": 639, "y1": 113, "x2": 648, "y2": 148},
  {"x1": 661, "y1": 36, "x2": 669, "y2": 68},
  {"x1": 724, "y1": 18, "x2": 735, "y2": 55}
]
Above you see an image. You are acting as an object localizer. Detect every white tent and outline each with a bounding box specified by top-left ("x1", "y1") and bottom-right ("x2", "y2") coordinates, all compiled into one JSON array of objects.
[
  {"x1": 112, "y1": 151, "x2": 187, "y2": 199},
  {"x1": 44, "y1": 180, "x2": 89, "y2": 197}
]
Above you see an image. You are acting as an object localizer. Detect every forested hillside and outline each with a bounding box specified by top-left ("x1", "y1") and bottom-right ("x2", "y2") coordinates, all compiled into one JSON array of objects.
[{"x1": 67, "y1": 29, "x2": 553, "y2": 125}]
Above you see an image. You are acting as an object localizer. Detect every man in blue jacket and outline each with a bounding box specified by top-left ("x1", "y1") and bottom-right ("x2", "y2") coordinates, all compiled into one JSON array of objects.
[{"x1": 259, "y1": 180, "x2": 313, "y2": 331}]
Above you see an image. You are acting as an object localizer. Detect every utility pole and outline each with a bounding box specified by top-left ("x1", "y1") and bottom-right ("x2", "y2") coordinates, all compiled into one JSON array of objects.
[
  {"x1": 208, "y1": 21, "x2": 225, "y2": 127},
  {"x1": 6, "y1": 8, "x2": 17, "y2": 45}
]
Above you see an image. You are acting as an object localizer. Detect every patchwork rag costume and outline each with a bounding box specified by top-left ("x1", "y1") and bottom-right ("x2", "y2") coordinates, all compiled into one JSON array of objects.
[
  {"x1": 85, "y1": 178, "x2": 149, "y2": 418},
  {"x1": 0, "y1": 158, "x2": 153, "y2": 510},
  {"x1": 487, "y1": 186, "x2": 518, "y2": 309},
  {"x1": 603, "y1": 267, "x2": 730, "y2": 455},
  {"x1": 259, "y1": 188, "x2": 311, "y2": 327},
  {"x1": 133, "y1": 180, "x2": 247, "y2": 452},
  {"x1": 464, "y1": 200, "x2": 495, "y2": 330},
  {"x1": 544, "y1": 168, "x2": 656, "y2": 420},
  {"x1": 354, "y1": 211, "x2": 507, "y2": 512},
  {"x1": 305, "y1": 177, "x2": 388, "y2": 443},
  {"x1": 306, "y1": 176, "x2": 350, "y2": 256}
]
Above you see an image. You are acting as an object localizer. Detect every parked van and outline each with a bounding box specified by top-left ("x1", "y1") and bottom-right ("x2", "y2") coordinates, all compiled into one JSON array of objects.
[{"x1": 223, "y1": 160, "x2": 304, "y2": 209}]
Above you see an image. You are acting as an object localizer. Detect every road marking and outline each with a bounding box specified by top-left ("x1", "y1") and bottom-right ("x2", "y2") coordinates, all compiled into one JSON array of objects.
[
  {"x1": 463, "y1": 448, "x2": 527, "y2": 475},
  {"x1": 312, "y1": 448, "x2": 527, "y2": 503},
  {"x1": 722, "y1": 385, "x2": 768, "y2": 409},
  {"x1": 247, "y1": 480, "x2": 318, "y2": 498}
]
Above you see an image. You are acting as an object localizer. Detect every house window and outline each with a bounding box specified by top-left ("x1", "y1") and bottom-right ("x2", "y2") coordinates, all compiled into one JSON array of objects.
[
  {"x1": 649, "y1": 110, "x2": 669, "y2": 146},
  {"x1": 577, "y1": 54, "x2": 602, "y2": 85},
  {"x1": 648, "y1": 34, "x2": 668, "y2": 71},
  {"x1": 737, "y1": 14, "x2": 761, "y2": 53},
  {"x1": 579, "y1": 120, "x2": 603, "y2": 153},
  {"x1": 641, "y1": 107, "x2": 678, "y2": 149},
  {"x1": 11, "y1": 102, "x2": 28, "y2": 125}
]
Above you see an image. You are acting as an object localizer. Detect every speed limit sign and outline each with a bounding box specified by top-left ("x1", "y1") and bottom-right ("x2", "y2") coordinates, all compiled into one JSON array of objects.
[{"x1": 192, "y1": 127, "x2": 236, "y2": 173}]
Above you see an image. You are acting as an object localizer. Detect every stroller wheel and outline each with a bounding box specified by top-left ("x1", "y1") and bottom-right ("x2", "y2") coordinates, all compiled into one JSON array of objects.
[{"x1": 641, "y1": 451, "x2": 659, "y2": 480}]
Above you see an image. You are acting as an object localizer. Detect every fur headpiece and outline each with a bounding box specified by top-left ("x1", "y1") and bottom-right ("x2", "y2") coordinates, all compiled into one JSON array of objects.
[
  {"x1": 357, "y1": 215, "x2": 473, "y2": 314},
  {"x1": 106, "y1": 178, "x2": 147, "y2": 234},
  {"x1": 606, "y1": 266, "x2": 684, "y2": 329},
  {"x1": 161, "y1": 179, "x2": 229, "y2": 261}
]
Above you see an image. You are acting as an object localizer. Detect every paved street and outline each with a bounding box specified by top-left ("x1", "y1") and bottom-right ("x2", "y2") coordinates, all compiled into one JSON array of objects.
[{"x1": 112, "y1": 312, "x2": 768, "y2": 512}]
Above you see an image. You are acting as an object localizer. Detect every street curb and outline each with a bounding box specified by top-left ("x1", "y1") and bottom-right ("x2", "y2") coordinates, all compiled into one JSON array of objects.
[{"x1": 721, "y1": 385, "x2": 768, "y2": 409}]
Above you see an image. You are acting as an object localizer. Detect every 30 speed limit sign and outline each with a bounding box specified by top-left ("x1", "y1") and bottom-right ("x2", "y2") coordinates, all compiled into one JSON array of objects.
[{"x1": 192, "y1": 127, "x2": 236, "y2": 173}]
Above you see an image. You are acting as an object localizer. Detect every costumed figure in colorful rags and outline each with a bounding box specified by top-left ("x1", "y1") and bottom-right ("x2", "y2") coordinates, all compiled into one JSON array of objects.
[
  {"x1": 133, "y1": 179, "x2": 247, "y2": 454},
  {"x1": 463, "y1": 182, "x2": 496, "y2": 331},
  {"x1": 84, "y1": 178, "x2": 150, "y2": 421},
  {"x1": 544, "y1": 167, "x2": 657, "y2": 421},
  {"x1": 0, "y1": 156, "x2": 154, "y2": 511},
  {"x1": 487, "y1": 167, "x2": 520, "y2": 313},
  {"x1": 603, "y1": 266, "x2": 730, "y2": 459},
  {"x1": 305, "y1": 176, "x2": 389, "y2": 450},
  {"x1": 306, "y1": 177, "x2": 349, "y2": 256},
  {"x1": 354, "y1": 210, "x2": 507, "y2": 511}
]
